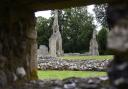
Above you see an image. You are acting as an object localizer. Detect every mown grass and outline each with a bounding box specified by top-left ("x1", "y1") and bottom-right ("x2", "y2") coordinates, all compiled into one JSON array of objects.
[
  {"x1": 38, "y1": 70, "x2": 107, "y2": 80},
  {"x1": 59, "y1": 55, "x2": 113, "y2": 60}
]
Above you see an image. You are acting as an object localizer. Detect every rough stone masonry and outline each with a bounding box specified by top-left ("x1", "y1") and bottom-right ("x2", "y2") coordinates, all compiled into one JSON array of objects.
[
  {"x1": 0, "y1": 8, "x2": 38, "y2": 89},
  {"x1": 89, "y1": 30, "x2": 99, "y2": 56},
  {"x1": 49, "y1": 10, "x2": 63, "y2": 57},
  {"x1": 107, "y1": 3, "x2": 128, "y2": 89}
]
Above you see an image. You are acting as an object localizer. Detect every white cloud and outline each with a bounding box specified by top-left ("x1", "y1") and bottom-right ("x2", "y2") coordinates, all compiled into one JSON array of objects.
[{"x1": 35, "y1": 10, "x2": 51, "y2": 19}]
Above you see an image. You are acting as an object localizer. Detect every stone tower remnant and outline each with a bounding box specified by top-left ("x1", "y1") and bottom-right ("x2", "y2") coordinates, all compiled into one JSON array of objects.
[
  {"x1": 89, "y1": 30, "x2": 99, "y2": 55},
  {"x1": 49, "y1": 10, "x2": 63, "y2": 57}
]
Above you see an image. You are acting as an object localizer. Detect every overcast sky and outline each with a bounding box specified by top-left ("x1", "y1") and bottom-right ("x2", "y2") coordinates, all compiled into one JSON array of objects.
[{"x1": 35, "y1": 5, "x2": 101, "y2": 31}]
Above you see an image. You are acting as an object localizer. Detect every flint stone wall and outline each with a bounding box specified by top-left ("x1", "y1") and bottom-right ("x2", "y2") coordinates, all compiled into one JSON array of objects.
[
  {"x1": 5, "y1": 76, "x2": 110, "y2": 89},
  {"x1": 38, "y1": 57, "x2": 110, "y2": 71},
  {"x1": 0, "y1": 8, "x2": 38, "y2": 88},
  {"x1": 49, "y1": 10, "x2": 63, "y2": 57}
]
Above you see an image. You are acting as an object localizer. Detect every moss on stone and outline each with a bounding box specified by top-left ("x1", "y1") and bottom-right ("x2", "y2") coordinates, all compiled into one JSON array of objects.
[{"x1": 30, "y1": 68, "x2": 38, "y2": 80}]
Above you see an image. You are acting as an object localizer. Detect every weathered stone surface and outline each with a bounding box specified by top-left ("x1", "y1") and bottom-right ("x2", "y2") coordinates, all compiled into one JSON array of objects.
[
  {"x1": 89, "y1": 30, "x2": 99, "y2": 56},
  {"x1": 0, "y1": 71, "x2": 7, "y2": 88},
  {"x1": 5, "y1": 77, "x2": 110, "y2": 89},
  {"x1": 49, "y1": 10, "x2": 63, "y2": 57},
  {"x1": 38, "y1": 57, "x2": 110, "y2": 71},
  {"x1": 106, "y1": 4, "x2": 128, "y2": 89},
  {"x1": 0, "y1": 8, "x2": 38, "y2": 87},
  {"x1": 37, "y1": 45, "x2": 49, "y2": 57},
  {"x1": 0, "y1": 0, "x2": 126, "y2": 11},
  {"x1": 108, "y1": 59, "x2": 128, "y2": 89}
]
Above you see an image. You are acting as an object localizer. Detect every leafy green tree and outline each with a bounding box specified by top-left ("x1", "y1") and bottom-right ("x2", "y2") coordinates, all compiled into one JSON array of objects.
[
  {"x1": 97, "y1": 27, "x2": 108, "y2": 54},
  {"x1": 36, "y1": 16, "x2": 52, "y2": 47},
  {"x1": 94, "y1": 4, "x2": 108, "y2": 27},
  {"x1": 61, "y1": 7, "x2": 95, "y2": 53}
]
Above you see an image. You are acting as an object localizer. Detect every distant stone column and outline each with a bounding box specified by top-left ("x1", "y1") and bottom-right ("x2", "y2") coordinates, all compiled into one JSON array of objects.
[
  {"x1": 89, "y1": 30, "x2": 99, "y2": 56},
  {"x1": 49, "y1": 10, "x2": 63, "y2": 57}
]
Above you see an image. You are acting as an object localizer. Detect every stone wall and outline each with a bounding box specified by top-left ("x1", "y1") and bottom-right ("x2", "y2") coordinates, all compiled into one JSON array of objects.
[
  {"x1": 0, "y1": 7, "x2": 37, "y2": 88},
  {"x1": 38, "y1": 57, "x2": 110, "y2": 71},
  {"x1": 49, "y1": 10, "x2": 63, "y2": 57},
  {"x1": 7, "y1": 77, "x2": 109, "y2": 89},
  {"x1": 37, "y1": 45, "x2": 49, "y2": 57}
]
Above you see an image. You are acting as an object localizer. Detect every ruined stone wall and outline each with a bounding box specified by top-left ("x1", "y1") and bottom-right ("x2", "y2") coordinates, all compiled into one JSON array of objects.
[
  {"x1": 0, "y1": 7, "x2": 37, "y2": 87},
  {"x1": 49, "y1": 10, "x2": 63, "y2": 57}
]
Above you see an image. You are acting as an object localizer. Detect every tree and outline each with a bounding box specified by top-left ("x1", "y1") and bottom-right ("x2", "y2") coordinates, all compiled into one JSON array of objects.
[
  {"x1": 61, "y1": 7, "x2": 95, "y2": 53},
  {"x1": 36, "y1": 16, "x2": 52, "y2": 47},
  {"x1": 97, "y1": 27, "x2": 108, "y2": 54},
  {"x1": 94, "y1": 4, "x2": 108, "y2": 27}
]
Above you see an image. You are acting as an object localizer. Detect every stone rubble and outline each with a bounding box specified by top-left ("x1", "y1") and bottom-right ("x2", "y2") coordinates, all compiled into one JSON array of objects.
[
  {"x1": 7, "y1": 77, "x2": 111, "y2": 89},
  {"x1": 38, "y1": 56, "x2": 110, "y2": 71}
]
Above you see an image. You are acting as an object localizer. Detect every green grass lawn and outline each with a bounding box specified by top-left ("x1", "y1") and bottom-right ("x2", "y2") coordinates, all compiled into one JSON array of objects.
[
  {"x1": 59, "y1": 55, "x2": 113, "y2": 60},
  {"x1": 38, "y1": 70, "x2": 107, "y2": 80}
]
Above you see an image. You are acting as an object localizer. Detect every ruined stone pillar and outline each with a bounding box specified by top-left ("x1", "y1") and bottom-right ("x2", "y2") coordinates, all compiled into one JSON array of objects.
[
  {"x1": 0, "y1": 7, "x2": 37, "y2": 88},
  {"x1": 89, "y1": 30, "x2": 99, "y2": 56},
  {"x1": 49, "y1": 10, "x2": 63, "y2": 57},
  {"x1": 106, "y1": 4, "x2": 128, "y2": 89},
  {"x1": 26, "y1": 11, "x2": 38, "y2": 80}
]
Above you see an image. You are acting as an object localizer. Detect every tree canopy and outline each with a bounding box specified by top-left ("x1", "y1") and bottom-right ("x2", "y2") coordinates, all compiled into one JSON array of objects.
[
  {"x1": 94, "y1": 4, "x2": 108, "y2": 27},
  {"x1": 36, "y1": 16, "x2": 52, "y2": 47},
  {"x1": 97, "y1": 27, "x2": 108, "y2": 54}
]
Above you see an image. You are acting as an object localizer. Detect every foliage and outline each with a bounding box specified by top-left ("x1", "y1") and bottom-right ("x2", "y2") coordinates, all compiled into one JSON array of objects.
[
  {"x1": 36, "y1": 16, "x2": 52, "y2": 47},
  {"x1": 60, "y1": 7, "x2": 95, "y2": 53},
  {"x1": 97, "y1": 27, "x2": 108, "y2": 54},
  {"x1": 94, "y1": 4, "x2": 108, "y2": 27},
  {"x1": 38, "y1": 70, "x2": 107, "y2": 79}
]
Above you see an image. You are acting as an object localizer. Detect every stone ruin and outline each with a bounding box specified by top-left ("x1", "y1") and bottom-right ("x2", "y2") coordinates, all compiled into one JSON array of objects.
[
  {"x1": 38, "y1": 57, "x2": 110, "y2": 71},
  {"x1": 49, "y1": 10, "x2": 63, "y2": 57},
  {"x1": 37, "y1": 45, "x2": 48, "y2": 57},
  {"x1": 0, "y1": 0, "x2": 127, "y2": 89},
  {"x1": 89, "y1": 30, "x2": 99, "y2": 56}
]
